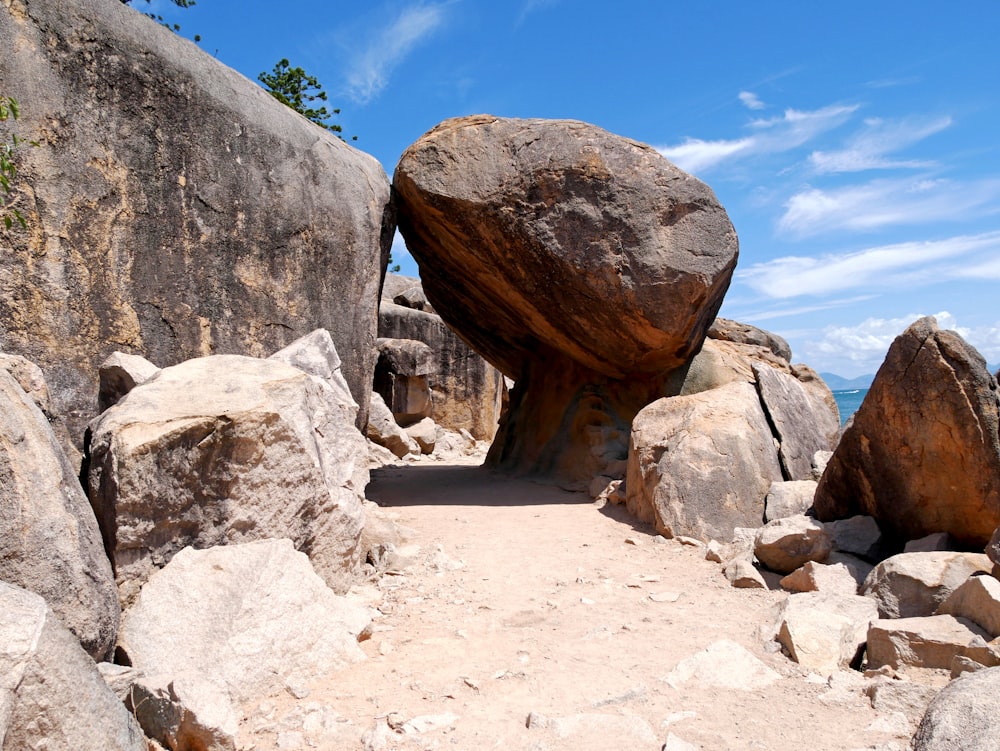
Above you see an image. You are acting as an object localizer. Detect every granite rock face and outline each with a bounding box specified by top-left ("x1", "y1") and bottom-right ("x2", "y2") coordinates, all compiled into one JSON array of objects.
[
  {"x1": 0, "y1": 368, "x2": 119, "y2": 660},
  {"x1": 87, "y1": 354, "x2": 369, "y2": 605},
  {"x1": 0, "y1": 582, "x2": 145, "y2": 751},
  {"x1": 0, "y1": 0, "x2": 391, "y2": 440},
  {"x1": 814, "y1": 317, "x2": 1000, "y2": 546},
  {"x1": 378, "y1": 276, "x2": 505, "y2": 441},
  {"x1": 910, "y1": 666, "x2": 1000, "y2": 751},
  {"x1": 394, "y1": 116, "x2": 737, "y2": 487}
]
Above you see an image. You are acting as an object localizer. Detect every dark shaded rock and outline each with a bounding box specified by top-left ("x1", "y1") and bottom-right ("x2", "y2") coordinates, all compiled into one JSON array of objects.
[
  {"x1": 0, "y1": 369, "x2": 119, "y2": 660},
  {"x1": 0, "y1": 0, "x2": 390, "y2": 442},
  {"x1": 394, "y1": 116, "x2": 737, "y2": 487},
  {"x1": 379, "y1": 294, "x2": 504, "y2": 441},
  {"x1": 97, "y1": 352, "x2": 160, "y2": 413},
  {"x1": 374, "y1": 337, "x2": 435, "y2": 425},
  {"x1": 813, "y1": 317, "x2": 1000, "y2": 547}
]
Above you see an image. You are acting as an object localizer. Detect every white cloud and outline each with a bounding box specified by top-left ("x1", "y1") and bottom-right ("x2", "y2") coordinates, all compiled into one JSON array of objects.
[
  {"x1": 738, "y1": 91, "x2": 765, "y2": 110},
  {"x1": 804, "y1": 311, "x2": 1000, "y2": 374},
  {"x1": 657, "y1": 104, "x2": 857, "y2": 174},
  {"x1": 738, "y1": 231, "x2": 1000, "y2": 299},
  {"x1": 344, "y1": 3, "x2": 450, "y2": 104},
  {"x1": 778, "y1": 176, "x2": 1000, "y2": 237},
  {"x1": 516, "y1": 0, "x2": 560, "y2": 25},
  {"x1": 808, "y1": 115, "x2": 952, "y2": 173}
]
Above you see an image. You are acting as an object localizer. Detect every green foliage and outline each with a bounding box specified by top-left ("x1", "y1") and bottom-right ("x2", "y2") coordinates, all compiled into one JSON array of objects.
[
  {"x1": 0, "y1": 96, "x2": 37, "y2": 231},
  {"x1": 120, "y1": 0, "x2": 201, "y2": 42},
  {"x1": 259, "y1": 59, "x2": 357, "y2": 141}
]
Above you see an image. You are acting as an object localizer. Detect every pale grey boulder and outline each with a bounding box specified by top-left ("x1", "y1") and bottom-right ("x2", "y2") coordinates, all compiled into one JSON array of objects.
[
  {"x1": 118, "y1": 540, "x2": 370, "y2": 706},
  {"x1": 373, "y1": 337, "x2": 436, "y2": 426},
  {"x1": 127, "y1": 673, "x2": 238, "y2": 751},
  {"x1": 626, "y1": 381, "x2": 782, "y2": 542},
  {"x1": 866, "y1": 615, "x2": 997, "y2": 671},
  {"x1": 0, "y1": 0, "x2": 390, "y2": 439},
  {"x1": 905, "y1": 532, "x2": 956, "y2": 553},
  {"x1": 87, "y1": 355, "x2": 369, "y2": 604},
  {"x1": 752, "y1": 362, "x2": 839, "y2": 480},
  {"x1": 97, "y1": 352, "x2": 160, "y2": 413},
  {"x1": 405, "y1": 417, "x2": 438, "y2": 455},
  {"x1": 862, "y1": 552, "x2": 993, "y2": 619},
  {"x1": 764, "y1": 480, "x2": 818, "y2": 522},
  {"x1": 269, "y1": 329, "x2": 357, "y2": 414},
  {"x1": 910, "y1": 666, "x2": 1000, "y2": 751},
  {"x1": 826, "y1": 515, "x2": 884, "y2": 561},
  {"x1": 773, "y1": 591, "x2": 877, "y2": 673},
  {"x1": 0, "y1": 582, "x2": 145, "y2": 751},
  {"x1": 780, "y1": 560, "x2": 862, "y2": 597},
  {"x1": 707, "y1": 318, "x2": 792, "y2": 362},
  {"x1": 936, "y1": 574, "x2": 1000, "y2": 638},
  {"x1": 754, "y1": 514, "x2": 833, "y2": 575},
  {"x1": 0, "y1": 369, "x2": 119, "y2": 660},
  {"x1": 366, "y1": 391, "x2": 420, "y2": 458}
]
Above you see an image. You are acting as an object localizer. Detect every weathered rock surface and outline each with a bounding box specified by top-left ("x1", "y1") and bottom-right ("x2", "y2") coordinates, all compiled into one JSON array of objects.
[
  {"x1": 87, "y1": 354, "x2": 369, "y2": 603},
  {"x1": 0, "y1": 369, "x2": 119, "y2": 660},
  {"x1": 910, "y1": 666, "x2": 1000, "y2": 751},
  {"x1": 127, "y1": 672, "x2": 239, "y2": 751},
  {"x1": 0, "y1": 0, "x2": 391, "y2": 440},
  {"x1": 936, "y1": 574, "x2": 1000, "y2": 638},
  {"x1": 764, "y1": 480, "x2": 818, "y2": 523},
  {"x1": 866, "y1": 615, "x2": 996, "y2": 671},
  {"x1": 367, "y1": 391, "x2": 420, "y2": 458},
  {"x1": 780, "y1": 560, "x2": 861, "y2": 597},
  {"x1": 661, "y1": 639, "x2": 781, "y2": 690},
  {"x1": 826, "y1": 515, "x2": 884, "y2": 562},
  {"x1": 754, "y1": 515, "x2": 833, "y2": 574},
  {"x1": 374, "y1": 337, "x2": 435, "y2": 425},
  {"x1": 118, "y1": 540, "x2": 371, "y2": 706},
  {"x1": 752, "y1": 363, "x2": 839, "y2": 480},
  {"x1": 405, "y1": 417, "x2": 438, "y2": 454},
  {"x1": 627, "y1": 381, "x2": 782, "y2": 541},
  {"x1": 707, "y1": 318, "x2": 792, "y2": 361},
  {"x1": 0, "y1": 582, "x2": 145, "y2": 751},
  {"x1": 814, "y1": 317, "x2": 1000, "y2": 547},
  {"x1": 394, "y1": 116, "x2": 737, "y2": 487},
  {"x1": 269, "y1": 328, "x2": 356, "y2": 414},
  {"x1": 97, "y1": 352, "x2": 160, "y2": 413},
  {"x1": 861, "y1": 552, "x2": 993, "y2": 619},
  {"x1": 773, "y1": 591, "x2": 877, "y2": 673},
  {"x1": 379, "y1": 281, "x2": 504, "y2": 441},
  {"x1": 987, "y1": 527, "x2": 1000, "y2": 576}
]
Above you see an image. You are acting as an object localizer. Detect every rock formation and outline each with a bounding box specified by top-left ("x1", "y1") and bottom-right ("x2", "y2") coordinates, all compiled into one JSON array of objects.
[
  {"x1": 379, "y1": 274, "x2": 504, "y2": 441},
  {"x1": 0, "y1": 581, "x2": 145, "y2": 751},
  {"x1": 87, "y1": 351, "x2": 369, "y2": 604},
  {"x1": 394, "y1": 116, "x2": 738, "y2": 488},
  {"x1": 0, "y1": 367, "x2": 119, "y2": 660},
  {"x1": 813, "y1": 316, "x2": 1000, "y2": 547},
  {"x1": 911, "y1": 667, "x2": 1000, "y2": 751},
  {"x1": 0, "y1": 0, "x2": 391, "y2": 441}
]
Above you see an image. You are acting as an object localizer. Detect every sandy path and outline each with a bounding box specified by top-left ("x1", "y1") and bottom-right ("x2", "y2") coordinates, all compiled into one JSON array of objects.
[{"x1": 241, "y1": 460, "x2": 917, "y2": 751}]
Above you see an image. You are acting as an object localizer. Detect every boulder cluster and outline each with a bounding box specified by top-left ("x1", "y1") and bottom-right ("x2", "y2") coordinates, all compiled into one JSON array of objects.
[{"x1": 2, "y1": 0, "x2": 999, "y2": 746}]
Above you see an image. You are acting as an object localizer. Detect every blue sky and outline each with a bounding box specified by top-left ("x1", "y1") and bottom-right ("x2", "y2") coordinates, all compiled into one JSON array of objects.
[{"x1": 145, "y1": 0, "x2": 1000, "y2": 378}]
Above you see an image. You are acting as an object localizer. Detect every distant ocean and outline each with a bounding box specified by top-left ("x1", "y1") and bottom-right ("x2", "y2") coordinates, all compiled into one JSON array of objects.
[{"x1": 832, "y1": 388, "x2": 869, "y2": 425}]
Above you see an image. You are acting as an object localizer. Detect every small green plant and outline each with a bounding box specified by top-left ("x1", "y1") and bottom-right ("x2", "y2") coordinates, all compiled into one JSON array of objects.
[
  {"x1": 0, "y1": 96, "x2": 36, "y2": 230},
  {"x1": 258, "y1": 59, "x2": 357, "y2": 141}
]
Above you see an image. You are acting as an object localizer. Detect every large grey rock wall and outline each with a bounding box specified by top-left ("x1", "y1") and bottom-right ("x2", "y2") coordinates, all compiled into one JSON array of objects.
[{"x1": 0, "y1": 0, "x2": 392, "y2": 441}]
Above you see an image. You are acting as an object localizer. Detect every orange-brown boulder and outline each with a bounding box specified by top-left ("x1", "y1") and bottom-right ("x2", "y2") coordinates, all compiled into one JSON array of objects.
[
  {"x1": 813, "y1": 316, "x2": 1000, "y2": 547},
  {"x1": 393, "y1": 116, "x2": 737, "y2": 487}
]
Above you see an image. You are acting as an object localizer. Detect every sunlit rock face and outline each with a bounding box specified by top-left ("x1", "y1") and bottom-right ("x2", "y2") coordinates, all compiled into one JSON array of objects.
[{"x1": 394, "y1": 115, "x2": 737, "y2": 488}]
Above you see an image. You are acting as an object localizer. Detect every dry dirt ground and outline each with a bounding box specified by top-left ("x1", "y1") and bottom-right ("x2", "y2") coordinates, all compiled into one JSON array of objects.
[{"x1": 239, "y1": 457, "x2": 929, "y2": 751}]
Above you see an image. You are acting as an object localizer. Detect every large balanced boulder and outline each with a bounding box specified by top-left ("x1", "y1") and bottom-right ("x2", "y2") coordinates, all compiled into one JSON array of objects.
[
  {"x1": 0, "y1": 0, "x2": 390, "y2": 440},
  {"x1": 626, "y1": 381, "x2": 782, "y2": 541},
  {"x1": 0, "y1": 582, "x2": 145, "y2": 751},
  {"x1": 814, "y1": 317, "x2": 1000, "y2": 546},
  {"x1": 394, "y1": 116, "x2": 738, "y2": 487},
  {"x1": 0, "y1": 369, "x2": 119, "y2": 660},
  {"x1": 87, "y1": 354, "x2": 368, "y2": 605}
]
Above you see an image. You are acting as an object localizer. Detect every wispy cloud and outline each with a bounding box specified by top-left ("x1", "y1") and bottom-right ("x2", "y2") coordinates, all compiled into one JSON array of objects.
[
  {"x1": 738, "y1": 231, "x2": 1000, "y2": 299},
  {"x1": 778, "y1": 176, "x2": 1000, "y2": 236},
  {"x1": 516, "y1": 0, "x2": 560, "y2": 25},
  {"x1": 738, "y1": 91, "x2": 765, "y2": 110},
  {"x1": 344, "y1": 3, "x2": 450, "y2": 104},
  {"x1": 808, "y1": 115, "x2": 952, "y2": 173},
  {"x1": 658, "y1": 104, "x2": 857, "y2": 174}
]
